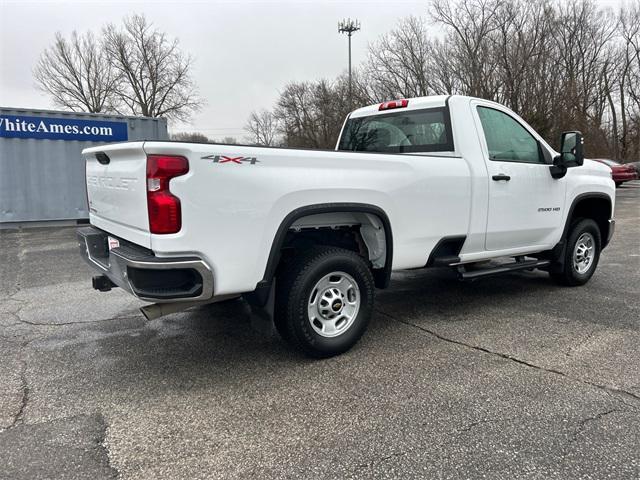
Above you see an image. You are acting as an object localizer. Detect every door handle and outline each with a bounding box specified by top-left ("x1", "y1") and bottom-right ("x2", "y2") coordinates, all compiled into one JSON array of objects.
[{"x1": 492, "y1": 174, "x2": 511, "y2": 181}]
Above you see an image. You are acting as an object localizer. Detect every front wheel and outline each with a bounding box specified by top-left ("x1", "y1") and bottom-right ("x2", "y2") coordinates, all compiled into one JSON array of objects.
[
  {"x1": 550, "y1": 218, "x2": 601, "y2": 286},
  {"x1": 274, "y1": 247, "x2": 374, "y2": 358}
]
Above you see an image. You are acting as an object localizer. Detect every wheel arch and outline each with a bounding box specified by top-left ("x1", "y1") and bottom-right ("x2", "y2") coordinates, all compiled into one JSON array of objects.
[
  {"x1": 258, "y1": 203, "x2": 393, "y2": 292},
  {"x1": 562, "y1": 193, "x2": 613, "y2": 249}
]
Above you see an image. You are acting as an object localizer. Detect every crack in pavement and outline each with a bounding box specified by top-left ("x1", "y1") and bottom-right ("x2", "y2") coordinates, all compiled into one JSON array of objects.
[
  {"x1": 352, "y1": 451, "x2": 407, "y2": 473},
  {"x1": 567, "y1": 409, "x2": 618, "y2": 445},
  {"x1": 2, "y1": 295, "x2": 142, "y2": 328},
  {"x1": 376, "y1": 309, "x2": 640, "y2": 408},
  {"x1": 453, "y1": 417, "x2": 517, "y2": 434},
  {"x1": 14, "y1": 366, "x2": 29, "y2": 427},
  {"x1": 2, "y1": 278, "x2": 28, "y2": 332},
  {"x1": 0, "y1": 412, "x2": 120, "y2": 479},
  {"x1": 1, "y1": 360, "x2": 29, "y2": 432},
  {"x1": 3, "y1": 236, "x2": 141, "y2": 329},
  {"x1": 11, "y1": 314, "x2": 143, "y2": 327},
  {"x1": 347, "y1": 415, "x2": 622, "y2": 480}
]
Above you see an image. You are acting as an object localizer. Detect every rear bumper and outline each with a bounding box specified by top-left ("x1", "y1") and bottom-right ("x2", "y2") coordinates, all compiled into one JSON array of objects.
[{"x1": 77, "y1": 226, "x2": 214, "y2": 303}]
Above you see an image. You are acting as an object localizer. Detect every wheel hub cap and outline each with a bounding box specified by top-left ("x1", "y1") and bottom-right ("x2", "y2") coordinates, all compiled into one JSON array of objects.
[
  {"x1": 307, "y1": 272, "x2": 360, "y2": 338},
  {"x1": 573, "y1": 232, "x2": 595, "y2": 274}
]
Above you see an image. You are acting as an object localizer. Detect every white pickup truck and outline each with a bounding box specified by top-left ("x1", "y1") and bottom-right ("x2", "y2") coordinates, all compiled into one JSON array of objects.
[{"x1": 78, "y1": 95, "x2": 615, "y2": 357}]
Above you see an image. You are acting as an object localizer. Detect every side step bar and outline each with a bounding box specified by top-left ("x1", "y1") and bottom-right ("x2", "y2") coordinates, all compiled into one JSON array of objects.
[
  {"x1": 432, "y1": 255, "x2": 461, "y2": 267},
  {"x1": 458, "y1": 259, "x2": 550, "y2": 281}
]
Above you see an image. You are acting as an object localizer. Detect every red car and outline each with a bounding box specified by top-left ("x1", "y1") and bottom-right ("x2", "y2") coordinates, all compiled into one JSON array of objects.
[{"x1": 591, "y1": 158, "x2": 639, "y2": 187}]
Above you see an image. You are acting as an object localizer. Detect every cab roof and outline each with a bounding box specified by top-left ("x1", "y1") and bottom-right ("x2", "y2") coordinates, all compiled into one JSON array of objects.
[{"x1": 349, "y1": 95, "x2": 451, "y2": 119}]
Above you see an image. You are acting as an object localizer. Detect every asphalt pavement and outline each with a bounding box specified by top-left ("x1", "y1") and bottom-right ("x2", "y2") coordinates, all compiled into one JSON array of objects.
[{"x1": 1, "y1": 183, "x2": 639, "y2": 479}]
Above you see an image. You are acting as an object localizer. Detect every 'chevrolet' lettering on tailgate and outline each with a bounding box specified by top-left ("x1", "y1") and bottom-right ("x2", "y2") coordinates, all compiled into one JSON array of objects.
[{"x1": 87, "y1": 175, "x2": 138, "y2": 191}]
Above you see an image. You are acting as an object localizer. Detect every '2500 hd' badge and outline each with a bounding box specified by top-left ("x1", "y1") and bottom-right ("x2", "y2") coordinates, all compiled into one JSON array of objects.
[{"x1": 202, "y1": 154, "x2": 259, "y2": 165}]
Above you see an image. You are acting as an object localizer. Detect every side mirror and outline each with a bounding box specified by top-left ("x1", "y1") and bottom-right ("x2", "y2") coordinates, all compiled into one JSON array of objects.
[
  {"x1": 550, "y1": 131, "x2": 584, "y2": 179},
  {"x1": 559, "y1": 131, "x2": 584, "y2": 167}
]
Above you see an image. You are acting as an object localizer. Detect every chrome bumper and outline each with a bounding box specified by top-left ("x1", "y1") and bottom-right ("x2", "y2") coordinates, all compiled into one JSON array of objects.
[{"x1": 77, "y1": 226, "x2": 214, "y2": 303}]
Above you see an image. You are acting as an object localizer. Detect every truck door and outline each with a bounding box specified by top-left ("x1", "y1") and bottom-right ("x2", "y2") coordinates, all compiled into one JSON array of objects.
[{"x1": 472, "y1": 102, "x2": 566, "y2": 251}]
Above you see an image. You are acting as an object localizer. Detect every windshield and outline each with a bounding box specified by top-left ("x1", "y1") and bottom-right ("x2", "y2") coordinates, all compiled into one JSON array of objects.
[{"x1": 338, "y1": 107, "x2": 453, "y2": 153}]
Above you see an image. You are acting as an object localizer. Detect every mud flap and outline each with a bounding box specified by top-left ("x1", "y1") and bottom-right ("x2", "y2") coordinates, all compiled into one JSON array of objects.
[{"x1": 244, "y1": 282, "x2": 276, "y2": 336}]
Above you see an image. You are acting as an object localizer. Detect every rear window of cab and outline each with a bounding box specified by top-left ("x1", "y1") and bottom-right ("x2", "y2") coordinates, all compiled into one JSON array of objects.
[{"x1": 338, "y1": 107, "x2": 454, "y2": 153}]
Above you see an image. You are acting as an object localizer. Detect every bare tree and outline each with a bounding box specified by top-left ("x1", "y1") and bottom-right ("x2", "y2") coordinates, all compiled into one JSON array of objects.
[
  {"x1": 34, "y1": 31, "x2": 119, "y2": 113},
  {"x1": 273, "y1": 79, "x2": 355, "y2": 148},
  {"x1": 617, "y1": 0, "x2": 640, "y2": 160},
  {"x1": 171, "y1": 131, "x2": 209, "y2": 142},
  {"x1": 552, "y1": 1, "x2": 618, "y2": 147},
  {"x1": 431, "y1": 0, "x2": 502, "y2": 98},
  {"x1": 363, "y1": 17, "x2": 437, "y2": 100},
  {"x1": 103, "y1": 14, "x2": 203, "y2": 120},
  {"x1": 491, "y1": 2, "x2": 555, "y2": 111},
  {"x1": 245, "y1": 109, "x2": 280, "y2": 146},
  {"x1": 214, "y1": 136, "x2": 238, "y2": 144}
]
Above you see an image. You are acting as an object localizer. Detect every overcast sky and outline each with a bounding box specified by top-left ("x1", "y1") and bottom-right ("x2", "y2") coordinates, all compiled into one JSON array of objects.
[{"x1": 0, "y1": 0, "x2": 626, "y2": 139}]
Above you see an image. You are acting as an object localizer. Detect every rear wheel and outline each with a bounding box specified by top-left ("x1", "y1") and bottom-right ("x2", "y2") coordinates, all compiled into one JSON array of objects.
[
  {"x1": 550, "y1": 218, "x2": 601, "y2": 286},
  {"x1": 274, "y1": 247, "x2": 374, "y2": 358}
]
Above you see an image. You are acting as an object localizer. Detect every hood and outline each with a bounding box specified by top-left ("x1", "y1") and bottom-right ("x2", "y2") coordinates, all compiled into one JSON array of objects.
[{"x1": 583, "y1": 159, "x2": 614, "y2": 178}]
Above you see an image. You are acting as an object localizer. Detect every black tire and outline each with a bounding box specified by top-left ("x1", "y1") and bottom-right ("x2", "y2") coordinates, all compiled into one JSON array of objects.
[
  {"x1": 274, "y1": 246, "x2": 374, "y2": 358},
  {"x1": 550, "y1": 218, "x2": 601, "y2": 286},
  {"x1": 615, "y1": 182, "x2": 622, "y2": 188}
]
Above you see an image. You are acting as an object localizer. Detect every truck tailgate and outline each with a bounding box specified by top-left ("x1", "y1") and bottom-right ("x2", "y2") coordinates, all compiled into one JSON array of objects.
[{"x1": 83, "y1": 142, "x2": 151, "y2": 248}]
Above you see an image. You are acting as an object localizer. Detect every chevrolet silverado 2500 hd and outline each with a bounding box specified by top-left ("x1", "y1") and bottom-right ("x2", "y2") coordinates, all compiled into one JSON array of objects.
[{"x1": 78, "y1": 95, "x2": 615, "y2": 357}]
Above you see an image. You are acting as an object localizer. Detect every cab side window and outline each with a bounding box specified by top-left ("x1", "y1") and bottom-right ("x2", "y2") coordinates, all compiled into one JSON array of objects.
[{"x1": 477, "y1": 106, "x2": 543, "y2": 164}]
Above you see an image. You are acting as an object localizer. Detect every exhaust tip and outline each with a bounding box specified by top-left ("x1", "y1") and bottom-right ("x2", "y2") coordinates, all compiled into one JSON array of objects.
[{"x1": 139, "y1": 305, "x2": 153, "y2": 321}]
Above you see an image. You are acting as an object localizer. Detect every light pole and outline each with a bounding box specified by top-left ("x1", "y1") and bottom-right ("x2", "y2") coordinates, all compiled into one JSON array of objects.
[{"x1": 338, "y1": 18, "x2": 360, "y2": 107}]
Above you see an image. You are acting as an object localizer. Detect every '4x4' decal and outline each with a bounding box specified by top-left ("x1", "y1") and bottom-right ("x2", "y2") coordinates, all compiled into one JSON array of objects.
[{"x1": 202, "y1": 155, "x2": 259, "y2": 165}]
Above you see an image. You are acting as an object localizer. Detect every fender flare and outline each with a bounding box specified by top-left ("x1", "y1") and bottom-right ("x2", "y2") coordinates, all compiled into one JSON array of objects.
[
  {"x1": 561, "y1": 192, "x2": 612, "y2": 245},
  {"x1": 256, "y1": 202, "x2": 394, "y2": 291}
]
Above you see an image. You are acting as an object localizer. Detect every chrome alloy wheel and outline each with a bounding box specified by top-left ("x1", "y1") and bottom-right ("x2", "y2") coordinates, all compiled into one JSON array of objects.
[
  {"x1": 573, "y1": 232, "x2": 595, "y2": 274},
  {"x1": 307, "y1": 272, "x2": 360, "y2": 338}
]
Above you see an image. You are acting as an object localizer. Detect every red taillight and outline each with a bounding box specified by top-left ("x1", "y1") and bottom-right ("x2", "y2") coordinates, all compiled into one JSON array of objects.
[
  {"x1": 146, "y1": 155, "x2": 189, "y2": 234},
  {"x1": 379, "y1": 99, "x2": 408, "y2": 111}
]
